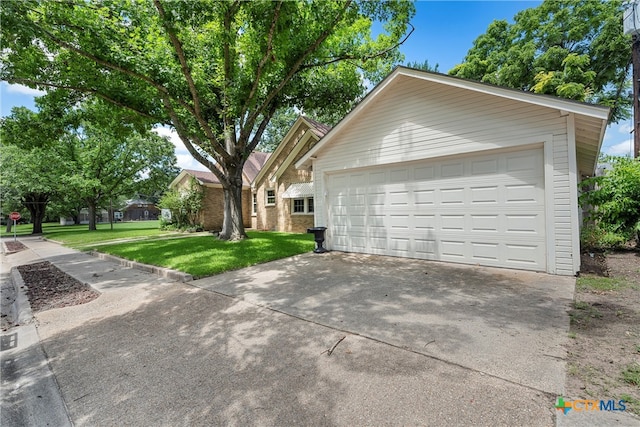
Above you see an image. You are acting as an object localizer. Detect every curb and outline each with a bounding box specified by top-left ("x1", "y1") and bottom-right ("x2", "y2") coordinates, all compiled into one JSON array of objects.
[
  {"x1": 10, "y1": 267, "x2": 34, "y2": 327},
  {"x1": 90, "y1": 251, "x2": 193, "y2": 282}
]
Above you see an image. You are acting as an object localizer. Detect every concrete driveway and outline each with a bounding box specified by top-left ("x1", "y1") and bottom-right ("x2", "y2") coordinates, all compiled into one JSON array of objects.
[
  {"x1": 193, "y1": 252, "x2": 575, "y2": 395},
  {"x1": 5, "y1": 239, "x2": 582, "y2": 426}
]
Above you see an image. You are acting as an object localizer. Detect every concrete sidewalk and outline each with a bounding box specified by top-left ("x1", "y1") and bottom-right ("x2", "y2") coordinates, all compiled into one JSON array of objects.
[{"x1": 2, "y1": 237, "x2": 639, "y2": 426}]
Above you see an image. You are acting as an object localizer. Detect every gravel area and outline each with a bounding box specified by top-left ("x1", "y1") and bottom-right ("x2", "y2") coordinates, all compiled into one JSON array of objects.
[{"x1": 16, "y1": 261, "x2": 100, "y2": 313}]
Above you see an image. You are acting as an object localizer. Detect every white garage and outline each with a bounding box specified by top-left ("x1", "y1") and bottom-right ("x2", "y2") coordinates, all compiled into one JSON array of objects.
[{"x1": 296, "y1": 67, "x2": 609, "y2": 276}]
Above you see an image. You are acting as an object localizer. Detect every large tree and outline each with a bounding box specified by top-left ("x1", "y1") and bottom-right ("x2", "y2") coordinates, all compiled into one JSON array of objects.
[
  {"x1": 1, "y1": 0, "x2": 415, "y2": 240},
  {"x1": 0, "y1": 144, "x2": 68, "y2": 234},
  {"x1": 64, "y1": 100, "x2": 178, "y2": 231},
  {"x1": 0, "y1": 106, "x2": 71, "y2": 234},
  {"x1": 449, "y1": 0, "x2": 631, "y2": 123}
]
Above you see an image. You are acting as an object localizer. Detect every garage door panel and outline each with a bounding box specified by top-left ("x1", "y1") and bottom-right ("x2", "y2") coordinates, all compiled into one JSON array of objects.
[
  {"x1": 326, "y1": 147, "x2": 546, "y2": 271},
  {"x1": 440, "y1": 188, "x2": 465, "y2": 205},
  {"x1": 471, "y1": 158, "x2": 499, "y2": 175},
  {"x1": 414, "y1": 166, "x2": 435, "y2": 180},
  {"x1": 440, "y1": 240, "x2": 466, "y2": 258},
  {"x1": 505, "y1": 184, "x2": 541, "y2": 203},
  {"x1": 414, "y1": 189, "x2": 436, "y2": 205},
  {"x1": 389, "y1": 191, "x2": 410, "y2": 206},
  {"x1": 441, "y1": 162, "x2": 464, "y2": 178},
  {"x1": 505, "y1": 244, "x2": 543, "y2": 265},
  {"x1": 471, "y1": 242, "x2": 500, "y2": 261},
  {"x1": 441, "y1": 214, "x2": 465, "y2": 231},
  {"x1": 505, "y1": 214, "x2": 543, "y2": 234},
  {"x1": 470, "y1": 214, "x2": 499, "y2": 232}
]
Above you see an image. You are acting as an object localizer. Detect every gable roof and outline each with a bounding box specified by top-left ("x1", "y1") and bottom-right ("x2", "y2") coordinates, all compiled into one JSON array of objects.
[
  {"x1": 170, "y1": 151, "x2": 271, "y2": 188},
  {"x1": 251, "y1": 115, "x2": 330, "y2": 188},
  {"x1": 296, "y1": 66, "x2": 610, "y2": 175}
]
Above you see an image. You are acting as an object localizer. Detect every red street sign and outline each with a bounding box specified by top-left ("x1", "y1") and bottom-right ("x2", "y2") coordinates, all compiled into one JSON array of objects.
[{"x1": 9, "y1": 212, "x2": 21, "y2": 221}]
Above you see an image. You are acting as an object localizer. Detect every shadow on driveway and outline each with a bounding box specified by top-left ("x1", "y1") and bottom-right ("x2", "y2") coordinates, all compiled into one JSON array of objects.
[{"x1": 193, "y1": 252, "x2": 575, "y2": 395}]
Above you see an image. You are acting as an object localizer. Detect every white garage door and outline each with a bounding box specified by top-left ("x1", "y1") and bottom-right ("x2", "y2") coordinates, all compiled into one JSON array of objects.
[{"x1": 326, "y1": 147, "x2": 546, "y2": 271}]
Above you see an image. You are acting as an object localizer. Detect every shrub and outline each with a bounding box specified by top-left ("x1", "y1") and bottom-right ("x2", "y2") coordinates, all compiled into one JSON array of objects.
[
  {"x1": 581, "y1": 224, "x2": 626, "y2": 250},
  {"x1": 159, "y1": 177, "x2": 203, "y2": 230},
  {"x1": 580, "y1": 156, "x2": 640, "y2": 243}
]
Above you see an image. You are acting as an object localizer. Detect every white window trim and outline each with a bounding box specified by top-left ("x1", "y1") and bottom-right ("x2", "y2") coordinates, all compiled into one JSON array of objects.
[
  {"x1": 252, "y1": 193, "x2": 257, "y2": 216},
  {"x1": 265, "y1": 189, "x2": 276, "y2": 206},
  {"x1": 291, "y1": 197, "x2": 314, "y2": 215}
]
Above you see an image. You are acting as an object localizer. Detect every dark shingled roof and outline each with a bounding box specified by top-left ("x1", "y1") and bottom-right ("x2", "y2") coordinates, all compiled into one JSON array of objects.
[
  {"x1": 302, "y1": 116, "x2": 331, "y2": 138},
  {"x1": 182, "y1": 152, "x2": 271, "y2": 186}
]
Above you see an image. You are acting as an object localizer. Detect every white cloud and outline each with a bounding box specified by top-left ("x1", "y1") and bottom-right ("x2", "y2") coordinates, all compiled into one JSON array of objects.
[
  {"x1": 153, "y1": 126, "x2": 208, "y2": 171},
  {"x1": 603, "y1": 140, "x2": 633, "y2": 157},
  {"x1": 4, "y1": 83, "x2": 45, "y2": 97}
]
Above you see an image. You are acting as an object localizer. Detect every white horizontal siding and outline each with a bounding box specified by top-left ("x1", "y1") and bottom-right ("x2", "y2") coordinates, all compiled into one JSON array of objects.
[{"x1": 312, "y1": 74, "x2": 579, "y2": 275}]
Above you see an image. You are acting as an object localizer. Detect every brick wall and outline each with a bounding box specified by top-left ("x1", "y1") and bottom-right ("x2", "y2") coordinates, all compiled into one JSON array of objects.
[{"x1": 253, "y1": 125, "x2": 319, "y2": 233}]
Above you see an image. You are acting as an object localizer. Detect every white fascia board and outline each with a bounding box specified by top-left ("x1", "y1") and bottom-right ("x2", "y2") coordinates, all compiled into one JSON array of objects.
[
  {"x1": 252, "y1": 116, "x2": 309, "y2": 186},
  {"x1": 296, "y1": 67, "x2": 610, "y2": 169}
]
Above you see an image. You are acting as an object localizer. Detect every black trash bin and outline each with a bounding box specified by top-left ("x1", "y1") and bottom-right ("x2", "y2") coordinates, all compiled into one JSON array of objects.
[{"x1": 307, "y1": 227, "x2": 328, "y2": 253}]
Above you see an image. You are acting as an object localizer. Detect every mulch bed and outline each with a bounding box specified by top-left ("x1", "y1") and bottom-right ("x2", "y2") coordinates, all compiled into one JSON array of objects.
[
  {"x1": 17, "y1": 261, "x2": 100, "y2": 313},
  {"x1": 4, "y1": 241, "x2": 27, "y2": 253}
]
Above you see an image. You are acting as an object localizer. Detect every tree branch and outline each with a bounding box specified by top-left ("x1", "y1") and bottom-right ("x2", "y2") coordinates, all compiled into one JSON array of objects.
[
  {"x1": 152, "y1": 0, "x2": 220, "y2": 150},
  {"x1": 222, "y1": 3, "x2": 240, "y2": 153},
  {"x1": 300, "y1": 23, "x2": 415, "y2": 70},
  {"x1": 242, "y1": 0, "x2": 353, "y2": 141},
  {"x1": 240, "y1": 1, "x2": 283, "y2": 122},
  {"x1": 247, "y1": 102, "x2": 278, "y2": 153},
  {"x1": 5, "y1": 78, "x2": 162, "y2": 121},
  {"x1": 160, "y1": 97, "x2": 229, "y2": 185},
  {"x1": 36, "y1": 26, "x2": 198, "y2": 118}
]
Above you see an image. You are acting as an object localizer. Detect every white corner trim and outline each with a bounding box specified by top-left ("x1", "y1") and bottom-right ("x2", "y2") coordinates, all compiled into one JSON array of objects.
[
  {"x1": 566, "y1": 114, "x2": 581, "y2": 275},
  {"x1": 543, "y1": 134, "x2": 556, "y2": 275}
]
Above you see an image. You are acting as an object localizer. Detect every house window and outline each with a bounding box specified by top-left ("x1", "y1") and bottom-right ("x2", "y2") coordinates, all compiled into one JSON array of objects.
[
  {"x1": 252, "y1": 193, "x2": 257, "y2": 215},
  {"x1": 292, "y1": 197, "x2": 314, "y2": 214},
  {"x1": 266, "y1": 189, "x2": 276, "y2": 205},
  {"x1": 293, "y1": 199, "x2": 305, "y2": 213}
]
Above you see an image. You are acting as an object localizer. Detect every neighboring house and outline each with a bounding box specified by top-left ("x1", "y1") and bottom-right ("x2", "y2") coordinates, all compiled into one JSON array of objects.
[
  {"x1": 122, "y1": 198, "x2": 160, "y2": 221},
  {"x1": 78, "y1": 208, "x2": 109, "y2": 224},
  {"x1": 170, "y1": 152, "x2": 270, "y2": 231},
  {"x1": 296, "y1": 67, "x2": 609, "y2": 276},
  {"x1": 251, "y1": 116, "x2": 330, "y2": 233}
]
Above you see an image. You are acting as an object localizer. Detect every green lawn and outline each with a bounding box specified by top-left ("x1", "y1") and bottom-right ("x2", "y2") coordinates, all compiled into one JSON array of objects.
[
  {"x1": 3, "y1": 221, "x2": 315, "y2": 277},
  {"x1": 98, "y1": 231, "x2": 315, "y2": 278},
  {"x1": 1, "y1": 221, "x2": 168, "y2": 248}
]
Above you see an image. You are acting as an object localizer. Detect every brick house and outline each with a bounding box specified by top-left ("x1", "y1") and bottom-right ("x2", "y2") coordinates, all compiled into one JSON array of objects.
[
  {"x1": 169, "y1": 152, "x2": 270, "y2": 231},
  {"x1": 121, "y1": 198, "x2": 160, "y2": 221},
  {"x1": 251, "y1": 116, "x2": 330, "y2": 233}
]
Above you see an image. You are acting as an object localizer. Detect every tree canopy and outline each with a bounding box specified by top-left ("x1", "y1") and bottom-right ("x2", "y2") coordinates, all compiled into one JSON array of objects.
[
  {"x1": 1, "y1": 0, "x2": 415, "y2": 240},
  {"x1": 449, "y1": 0, "x2": 631, "y2": 123},
  {"x1": 0, "y1": 97, "x2": 178, "y2": 232}
]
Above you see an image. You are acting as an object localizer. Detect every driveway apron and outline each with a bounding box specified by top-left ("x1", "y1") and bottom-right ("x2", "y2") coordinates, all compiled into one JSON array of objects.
[{"x1": 193, "y1": 251, "x2": 576, "y2": 395}]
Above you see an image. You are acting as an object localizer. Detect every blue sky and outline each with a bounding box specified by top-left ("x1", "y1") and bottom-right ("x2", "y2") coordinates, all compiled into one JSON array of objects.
[{"x1": 0, "y1": 0, "x2": 634, "y2": 169}]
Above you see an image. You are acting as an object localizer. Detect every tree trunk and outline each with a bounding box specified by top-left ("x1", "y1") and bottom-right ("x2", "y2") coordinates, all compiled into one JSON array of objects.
[
  {"x1": 219, "y1": 166, "x2": 247, "y2": 241},
  {"x1": 6, "y1": 222, "x2": 12, "y2": 233},
  {"x1": 88, "y1": 201, "x2": 97, "y2": 231},
  {"x1": 23, "y1": 192, "x2": 48, "y2": 234}
]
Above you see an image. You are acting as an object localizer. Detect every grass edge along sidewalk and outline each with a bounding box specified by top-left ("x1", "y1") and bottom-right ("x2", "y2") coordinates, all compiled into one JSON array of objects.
[
  {"x1": 96, "y1": 231, "x2": 315, "y2": 278},
  {"x1": 3, "y1": 222, "x2": 315, "y2": 279}
]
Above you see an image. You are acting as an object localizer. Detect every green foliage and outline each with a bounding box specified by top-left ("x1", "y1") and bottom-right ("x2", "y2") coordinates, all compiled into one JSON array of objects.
[
  {"x1": 576, "y1": 276, "x2": 632, "y2": 292},
  {"x1": 98, "y1": 231, "x2": 315, "y2": 278},
  {"x1": 0, "y1": 0, "x2": 415, "y2": 239},
  {"x1": 580, "y1": 224, "x2": 627, "y2": 250},
  {"x1": 450, "y1": 0, "x2": 631, "y2": 123},
  {"x1": 580, "y1": 157, "x2": 640, "y2": 241},
  {"x1": 404, "y1": 59, "x2": 440, "y2": 73},
  {"x1": 159, "y1": 177, "x2": 203, "y2": 230},
  {"x1": 620, "y1": 394, "x2": 640, "y2": 416},
  {"x1": 255, "y1": 107, "x2": 299, "y2": 153},
  {"x1": 621, "y1": 363, "x2": 640, "y2": 386}
]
